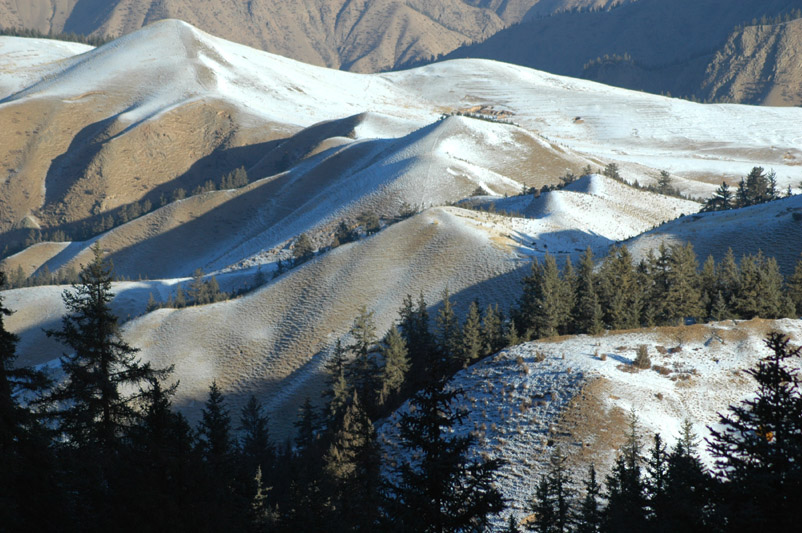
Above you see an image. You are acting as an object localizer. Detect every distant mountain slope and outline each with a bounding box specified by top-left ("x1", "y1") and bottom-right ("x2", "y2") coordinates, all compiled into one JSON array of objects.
[
  {"x1": 0, "y1": 0, "x2": 620, "y2": 73},
  {"x1": 625, "y1": 195, "x2": 802, "y2": 275},
  {"x1": 441, "y1": 0, "x2": 802, "y2": 104},
  {"x1": 700, "y1": 18, "x2": 802, "y2": 106}
]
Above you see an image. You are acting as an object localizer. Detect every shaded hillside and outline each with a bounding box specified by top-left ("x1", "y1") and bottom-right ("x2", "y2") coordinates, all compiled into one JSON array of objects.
[
  {"x1": 0, "y1": 0, "x2": 615, "y2": 73},
  {"x1": 441, "y1": 0, "x2": 801, "y2": 104},
  {"x1": 701, "y1": 18, "x2": 802, "y2": 106}
]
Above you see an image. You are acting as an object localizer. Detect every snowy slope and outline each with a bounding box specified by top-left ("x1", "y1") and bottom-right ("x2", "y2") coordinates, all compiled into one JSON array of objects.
[
  {"x1": 380, "y1": 318, "x2": 802, "y2": 528},
  {"x1": 625, "y1": 194, "x2": 802, "y2": 274}
]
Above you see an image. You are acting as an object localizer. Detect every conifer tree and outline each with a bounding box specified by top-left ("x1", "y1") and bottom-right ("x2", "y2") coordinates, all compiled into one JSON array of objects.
[
  {"x1": 346, "y1": 306, "x2": 381, "y2": 413},
  {"x1": 707, "y1": 332, "x2": 802, "y2": 530},
  {"x1": 324, "y1": 392, "x2": 381, "y2": 531},
  {"x1": 644, "y1": 434, "x2": 669, "y2": 527},
  {"x1": 239, "y1": 395, "x2": 275, "y2": 478},
  {"x1": 598, "y1": 246, "x2": 642, "y2": 330},
  {"x1": 294, "y1": 396, "x2": 320, "y2": 455},
  {"x1": 379, "y1": 325, "x2": 410, "y2": 407},
  {"x1": 198, "y1": 381, "x2": 235, "y2": 471},
  {"x1": 530, "y1": 449, "x2": 574, "y2": 533},
  {"x1": 387, "y1": 374, "x2": 505, "y2": 532},
  {"x1": 0, "y1": 272, "x2": 62, "y2": 531},
  {"x1": 47, "y1": 244, "x2": 167, "y2": 451},
  {"x1": 460, "y1": 301, "x2": 483, "y2": 367},
  {"x1": 399, "y1": 292, "x2": 436, "y2": 383},
  {"x1": 518, "y1": 254, "x2": 569, "y2": 339},
  {"x1": 699, "y1": 255, "x2": 717, "y2": 318},
  {"x1": 573, "y1": 248, "x2": 603, "y2": 334},
  {"x1": 716, "y1": 248, "x2": 739, "y2": 312},
  {"x1": 574, "y1": 465, "x2": 601, "y2": 533},
  {"x1": 662, "y1": 243, "x2": 702, "y2": 325},
  {"x1": 481, "y1": 303, "x2": 505, "y2": 355},
  {"x1": 436, "y1": 288, "x2": 462, "y2": 369},
  {"x1": 189, "y1": 268, "x2": 208, "y2": 305},
  {"x1": 603, "y1": 411, "x2": 647, "y2": 532},
  {"x1": 662, "y1": 420, "x2": 713, "y2": 533},
  {"x1": 789, "y1": 254, "x2": 802, "y2": 316},
  {"x1": 324, "y1": 339, "x2": 350, "y2": 423},
  {"x1": 702, "y1": 181, "x2": 732, "y2": 211}
]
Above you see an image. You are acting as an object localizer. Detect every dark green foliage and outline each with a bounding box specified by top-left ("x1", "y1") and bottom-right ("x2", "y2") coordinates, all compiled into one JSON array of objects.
[
  {"x1": 459, "y1": 301, "x2": 483, "y2": 367},
  {"x1": 323, "y1": 393, "x2": 382, "y2": 531},
  {"x1": 386, "y1": 376, "x2": 505, "y2": 532},
  {"x1": 481, "y1": 303, "x2": 506, "y2": 355},
  {"x1": 517, "y1": 253, "x2": 570, "y2": 339},
  {"x1": 239, "y1": 395, "x2": 275, "y2": 478},
  {"x1": 379, "y1": 326, "x2": 410, "y2": 407},
  {"x1": 0, "y1": 25, "x2": 110, "y2": 46},
  {"x1": 529, "y1": 449, "x2": 574, "y2": 533},
  {"x1": 707, "y1": 332, "x2": 802, "y2": 531},
  {"x1": 293, "y1": 232, "x2": 315, "y2": 265},
  {"x1": 46, "y1": 245, "x2": 167, "y2": 451},
  {"x1": 789, "y1": 254, "x2": 802, "y2": 316},
  {"x1": 598, "y1": 246, "x2": 642, "y2": 330},
  {"x1": 702, "y1": 181, "x2": 733, "y2": 211},
  {"x1": 573, "y1": 248, "x2": 603, "y2": 334},
  {"x1": 0, "y1": 272, "x2": 62, "y2": 531},
  {"x1": 436, "y1": 288, "x2": 462, "y2": 368},
  {"x1": 346, "y1": 306, "x2": 381, "y2": 414},
  {"x1": 603, "y1": 411, "x2": 647, "y2": 532},
  {"x1": 574, "y1": 465, "x2": 601, "y2": 533}
]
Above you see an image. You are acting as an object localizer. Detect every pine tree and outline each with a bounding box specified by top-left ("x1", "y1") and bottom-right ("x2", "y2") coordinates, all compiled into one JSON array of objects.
[
  {"x1": 460, "y1": 301, "x2": 483, "y2": 367},
  {"x1": 46, "y1": 244, "x2": 167, "y2": 451},
  {"x1": 699, "y1": 255, "x2": 717, "y2": 318},
  {"x1": 789, "y1": 254, "x2": 802, "y2": 316},
  {"x1": 346, "y1": 306, "x2": 381, "y2": 413},
  {"x1": 189, "y1": 268, "x2": 208, "y2": 305},
  {"x1": 481, "y1": 303, "x2": 505, "y2": 355},
  {"x1": 573, "y1": 248, "x2": 603, "y2": 334},
  {"x1": 379, "y1": 325, "x2": 410, "y2": 407},
  {"x1": 702, "y1": 181, "x2": 732, "y2": 211},
  {"x1": 707, "y1": 332, "x2": 802, "y2": 531},
  {"x1": 662, "y1": 420, "x2": 713, "y2": 533},
  {"x1": 387, "y1": 377, "x2": 505, "y2": 531},
  {"x1": 530, "y1": 449, "x2": 574, "y2": 533},
  {"x1": 436, "y1": 288, "x2": 462, "y2": 369},
  {"x1": 0, "y1": 272, "x2": 62, "y2": 531},
  {"x1": 598, "y1": 246, "x2": 642, "y2": 330},
  {"x1": 324, "y1": 339, "x2": 350, "y2": 423},
  {"x1": 644, "y1": 434, "x2": 669, "y2": 526},
  {"x1": 121, "y1": 380, "x2": 205, "y2": 532},
  {"x1": 239, "y1": 395, "x2": 275, "y2": 478},
  {"x1": 174, "y1": 284, "x2": 186, "y2": 308},
  {"x1": 574, "y1": 465, "x2": 601, "y2": 533},
  {"x1": 198, "y1": 381, "x2": 235, "y2": 470},
  {"x1": 518, "y1": 254, "x2": 569, "y2": 339},
  {"x1": 398, "y1": 292, "x2": 436, "y2": 384},
  {"x1": 603, "y1": 410, "x2": 647, "y2": 531},
  {"x1": 197, "y1": 381, "x2": 245, "y2": 530},
  {"x1": 717, "y1": 248, "x2": 739, "y2": 313},
  {"x1": 323, "y1": 392, "x2": 381, "y2": 531},
  {"x1": 293, "y1": 233, "x2": 315, "y2": 265},
  {"x1": 662, "y1": 243, "x2": 702, "y2": 325},
  {"x1": 294, "y1": 396, "x2": 320, "y2": 455}
]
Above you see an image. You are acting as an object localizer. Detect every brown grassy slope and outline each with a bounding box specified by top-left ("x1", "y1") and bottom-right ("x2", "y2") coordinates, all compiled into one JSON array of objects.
[
  {"x1": 0, "y1": 0, "x2": 619, "y2": 73},
  {"x1": 0, "y1": 96, "x2": 287, "y2": 236},
  {"x1": 701, "y1": 19, "x2": 802, "y2": 106},
  {"x1": 113, "y1": 206, "x2": 525, "y2": 435}
]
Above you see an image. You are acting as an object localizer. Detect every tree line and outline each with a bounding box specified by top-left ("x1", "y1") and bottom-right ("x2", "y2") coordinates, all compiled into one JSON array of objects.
[
  {"x1": 0, "y1": 248, "x2": 512, "y2": 532},
  {"x1": 1, "y1": 167, "x2": 251, "y2": 269},
  {"x1": 702, "y1": 167, "x2": 794, "y2": 212},
  {"x1": 3, "y1": 241, "x2": 801, "y2": 531},
  {"x1": 514, "y1": 243, "x2": 802, "y2": 342}
]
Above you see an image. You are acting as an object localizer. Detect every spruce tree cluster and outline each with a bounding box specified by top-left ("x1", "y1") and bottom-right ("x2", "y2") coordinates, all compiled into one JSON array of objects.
[{"x1": 514, "y1": 244, "x2": 801, "y2": 341}]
